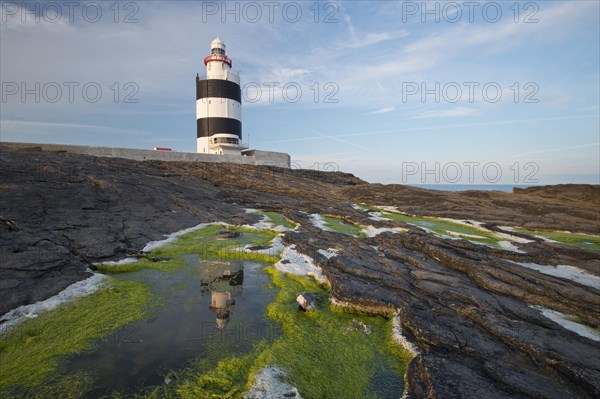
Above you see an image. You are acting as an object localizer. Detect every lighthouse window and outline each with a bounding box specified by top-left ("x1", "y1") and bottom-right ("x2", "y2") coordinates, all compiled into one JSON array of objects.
[
  {"x1": 212, "y1": 137, "x2": 239, "y2": 145},
  {"x1": 211, "y1": 48, "x2": 225, "y2": 56}
]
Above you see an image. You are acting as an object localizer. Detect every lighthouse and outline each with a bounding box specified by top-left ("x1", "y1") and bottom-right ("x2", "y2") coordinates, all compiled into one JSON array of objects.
[{"x1": 196, "y1": 38, "x2": 246, "y2": 154}]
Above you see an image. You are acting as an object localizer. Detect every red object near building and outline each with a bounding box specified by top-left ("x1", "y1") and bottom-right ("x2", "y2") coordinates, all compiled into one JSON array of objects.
[{"x1": 153, "y1": 147, "x2": 172, "y2": 151}]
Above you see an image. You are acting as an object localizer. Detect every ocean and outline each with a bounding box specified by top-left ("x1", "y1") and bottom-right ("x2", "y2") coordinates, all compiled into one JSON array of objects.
[{"x1": 407, "y1": 184, "x2": 537, "y2": 192}]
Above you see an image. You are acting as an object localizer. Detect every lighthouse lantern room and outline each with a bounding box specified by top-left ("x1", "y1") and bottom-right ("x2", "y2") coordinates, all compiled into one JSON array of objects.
[{"x1": 196, "y1": 38, "x2": 247, "y2": 154}]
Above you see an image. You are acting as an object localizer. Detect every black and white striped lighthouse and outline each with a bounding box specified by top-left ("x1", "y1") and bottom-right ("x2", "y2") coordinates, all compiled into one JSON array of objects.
[{"x1": 196, "y1": 38, "x2": 246, "y2": 154}]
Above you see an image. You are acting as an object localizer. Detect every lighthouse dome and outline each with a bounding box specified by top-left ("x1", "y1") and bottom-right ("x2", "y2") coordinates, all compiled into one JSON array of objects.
[{"x1": 210, "y1": 37, "x2": 226, "y2": 55}]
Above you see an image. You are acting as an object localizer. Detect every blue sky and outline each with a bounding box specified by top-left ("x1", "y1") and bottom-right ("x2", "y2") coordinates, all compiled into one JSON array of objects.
[{"x1": 1, "y1": 1, "x2": 598, "y2": 184}]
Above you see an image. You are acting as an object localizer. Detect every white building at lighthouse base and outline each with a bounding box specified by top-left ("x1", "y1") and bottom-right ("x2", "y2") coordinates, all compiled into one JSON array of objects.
[{"x1": 197, "y1": 134, "x2": 249, "y2": 156}]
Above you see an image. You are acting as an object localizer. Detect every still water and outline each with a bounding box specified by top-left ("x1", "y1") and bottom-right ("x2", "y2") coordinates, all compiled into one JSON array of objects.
[{"x1": 65, "y1": 257, "x2": 278, "y2": 398}]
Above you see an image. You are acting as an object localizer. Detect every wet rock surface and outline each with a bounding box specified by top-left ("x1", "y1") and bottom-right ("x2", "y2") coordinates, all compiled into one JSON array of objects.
[
  {"x1": 1, "y1": 149, "x2": 599, "y2": 398},
  {"x1": 244, "y1": 366, "x2": 303, "y2": 399}
]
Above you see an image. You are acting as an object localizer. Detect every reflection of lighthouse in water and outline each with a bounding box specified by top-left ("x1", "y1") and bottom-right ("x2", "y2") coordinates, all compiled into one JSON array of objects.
[{"x1": 200, "y1": 261, "x2": 243, "y2": 329}]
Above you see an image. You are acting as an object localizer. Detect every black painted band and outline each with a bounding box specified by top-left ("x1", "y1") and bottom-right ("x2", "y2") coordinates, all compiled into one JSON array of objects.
[
  {"x1": 196, "y1": 78, "x2": 241, "y2": 103},
  {"x1": 197, "y1": 118, "x2": 242, "y2": 138}
]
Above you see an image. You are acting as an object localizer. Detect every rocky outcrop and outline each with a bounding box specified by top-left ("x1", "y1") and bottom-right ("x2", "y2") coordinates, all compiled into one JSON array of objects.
[
  {"x1": 342, "y1": 183, "x2": 600, "y2": 234},
  {"x1": 1, "y1": 149, "x2": 598, "y2": 398},
  {"x1": 296, "y1": 292, "x2": 320, "y2": 312},
  {"x1": 283, "y1": 221, "x2": 599, "y2": 398}
]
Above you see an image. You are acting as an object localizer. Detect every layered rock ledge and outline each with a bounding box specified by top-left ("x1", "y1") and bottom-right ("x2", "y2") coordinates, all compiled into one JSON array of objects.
[{"x1": 1, "y1": 149, "x2": 598, "y2": 398}]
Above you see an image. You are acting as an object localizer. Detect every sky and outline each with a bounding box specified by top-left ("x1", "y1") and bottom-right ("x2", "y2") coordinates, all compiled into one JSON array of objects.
[{"x1": 1, "y1": 0, "x2": 599, "y2": 185}]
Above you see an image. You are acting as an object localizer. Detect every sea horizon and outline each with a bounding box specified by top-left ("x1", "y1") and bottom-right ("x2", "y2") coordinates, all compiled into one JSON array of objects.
[{"x1": 407, "y1": 184, "x2": 540, "y2": 192}]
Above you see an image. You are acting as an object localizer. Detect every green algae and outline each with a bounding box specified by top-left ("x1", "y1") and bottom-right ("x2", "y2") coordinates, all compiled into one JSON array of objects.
[
  {"x1": 147, "y1": 225, "x2": 278, "y2": 261},
  {"x1": 116, "y1": 349, "x2": 262, "y2": 399},
  {"x1": 1, "y1": 371, "x2": 94, "y2": 399},
  {"x1": 260, "y1": 211, "x2": 297, "y2": 229},
  {"x1": 0, "y1": 278, "x2": 152, "y2": 392},
  {"x1": 175, "y1": 352, "x2": 258, "y2": 399},
  {"x1": 383, "y1": 212, "x2": 498, "y2": 245},
  {"x1": 320, "y1": 216, "x2": 366, "y2": 237},
  {"x1": 564, "y1": 315, "x2": 600, "y2": 336},
  {"x1": 359, "y1": 205, "x2": 502, "y2": 247},
  {"x1": 354, "y1": 203, "x2": 381, "y2": 212},
  {"x1": 358, "y1": 203, "x2": 600, "y2": 252},
  {"x1": 95, "y1": 225, "x2": 280, "y2": 274},
  {"x1": 512, "y1": 228, "x2": 600, "y2": 251}
]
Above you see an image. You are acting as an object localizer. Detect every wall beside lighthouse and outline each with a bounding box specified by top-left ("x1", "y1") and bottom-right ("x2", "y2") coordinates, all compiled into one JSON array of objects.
[{"x1": 0, "y1": 142, "x2": 291, "y2": 168}]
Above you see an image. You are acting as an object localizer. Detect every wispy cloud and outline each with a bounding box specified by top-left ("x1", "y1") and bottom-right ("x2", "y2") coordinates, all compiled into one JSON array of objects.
[
  {"x1": 267, "y1": 67, "x2": 311, "y2": 82},
  {"x1": 263, "y1": 114, "x2": 598, "y2": 144},
  {"x1": 342, "y1": 13, "x2": 405, "y2": 49},
  {"x1": 509, "y1": 143, "x2": 600, "y2": 159},
  {"x1": 258, "y1": 115, "x2": 369, "y2": 151},
  {"x1": 0, "y1": 120, "x2": 149, "y2": 136},
  {"x1": 412, "y1": 107, "x2": 479, "y2": 119},
  {"x1": 366, "y1": 107, "x2": 395, "y2": 115}
]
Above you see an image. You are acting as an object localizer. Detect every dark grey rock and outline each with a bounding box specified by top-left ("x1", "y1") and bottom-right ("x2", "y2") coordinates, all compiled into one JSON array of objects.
[
  {"x1": 2, "y1": 149, "x2": 599, "y2": 398},
  {"x1": 247, "y1": 245, "x2": 271, "y2": 251}
]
